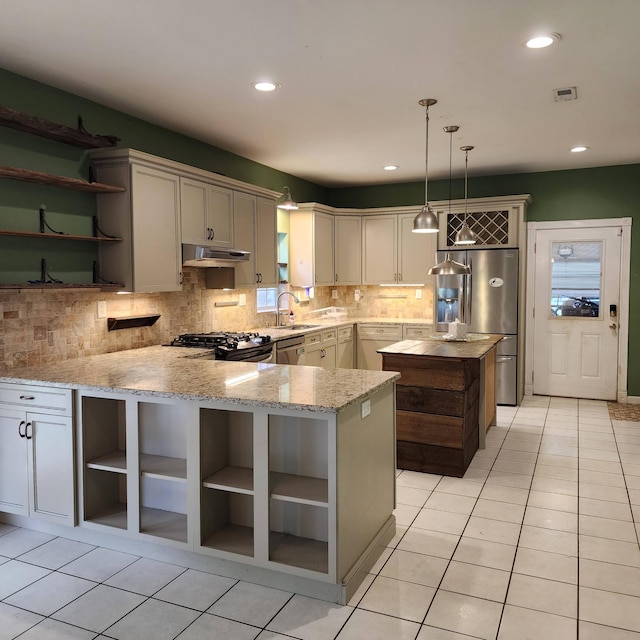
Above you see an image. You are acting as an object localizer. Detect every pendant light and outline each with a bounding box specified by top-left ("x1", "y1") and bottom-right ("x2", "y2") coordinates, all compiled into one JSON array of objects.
[
  {"x1": 277, "y1": 186, "x2": 298, "y2": 210},
  {"x1": 454, "y1": 145, "x2": 477, "y2": 245},
  {"x1": 428, "y1": 125, "x2": 471, "y2": 276},
  {"x1": 412, "y1": 98, "x2": 439, "y2": 233}
]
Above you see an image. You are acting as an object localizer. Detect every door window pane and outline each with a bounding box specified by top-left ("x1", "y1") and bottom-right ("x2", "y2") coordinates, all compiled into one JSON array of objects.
[{"x1": 550, "y1": 241, "x2": 601, "y2": 317}]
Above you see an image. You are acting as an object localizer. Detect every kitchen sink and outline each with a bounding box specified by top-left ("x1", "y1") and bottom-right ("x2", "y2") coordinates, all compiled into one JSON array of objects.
[{"x1": 281, "y1": 324, "x2": 320, "y2": 330}]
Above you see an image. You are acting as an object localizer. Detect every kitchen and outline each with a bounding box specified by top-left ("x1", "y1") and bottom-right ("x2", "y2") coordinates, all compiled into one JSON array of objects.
[{"x1": 2, "y1": 1, "x2": 640, "y2": 637}]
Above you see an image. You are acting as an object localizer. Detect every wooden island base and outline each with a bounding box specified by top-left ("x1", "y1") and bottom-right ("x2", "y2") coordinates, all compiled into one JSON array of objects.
[{"x1": 381, "y1": 336, "x2": 501, "y2": 477}]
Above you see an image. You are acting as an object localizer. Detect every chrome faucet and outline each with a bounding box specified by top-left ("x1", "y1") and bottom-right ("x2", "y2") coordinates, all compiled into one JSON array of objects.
[{"x1": 276, "y1": 291, "x2": 299, "y2": 326}]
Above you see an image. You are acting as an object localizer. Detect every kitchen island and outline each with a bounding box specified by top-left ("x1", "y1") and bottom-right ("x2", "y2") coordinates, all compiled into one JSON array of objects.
[
  {"x1": 0, "y1": 346, "x2": 399, "y2": 604},
  {"x1": 379, "y1": 335, "x2": 502, "y2": 477}
]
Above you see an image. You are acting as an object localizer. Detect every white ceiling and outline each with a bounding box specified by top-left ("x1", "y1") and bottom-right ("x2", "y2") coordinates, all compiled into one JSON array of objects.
[{"x1": 2, "y1": 0, "x2": 639, "y2": 188}]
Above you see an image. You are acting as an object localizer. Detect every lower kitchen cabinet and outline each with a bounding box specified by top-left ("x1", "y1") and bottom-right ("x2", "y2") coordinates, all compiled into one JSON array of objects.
[
  {"x1": 337, "y1": 325, "x2": 355, "y2": 368},
  {"x1": 304, "y1": 329, "x2": 337, "y2": 368},
  {"x1": 0, "y1": 384, "x2": 74, "y2": 525},
  {"x1": 356, "y1": 323, "x2": 403, "y2": 370}
]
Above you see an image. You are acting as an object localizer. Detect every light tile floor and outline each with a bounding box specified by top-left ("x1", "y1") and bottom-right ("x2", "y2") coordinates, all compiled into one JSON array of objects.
[{"x1": 2, "y1": 397, "x2": 640, "y2": 639}]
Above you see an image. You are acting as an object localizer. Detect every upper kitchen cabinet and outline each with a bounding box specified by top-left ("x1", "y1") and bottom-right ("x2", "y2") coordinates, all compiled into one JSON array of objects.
[
  {"x1": 334, "y1": 215, "x2": 361, "y2": 285},
  {"x1": 234, "y1": 193, "x2": 278, "y2": 287},
  {"x1": 91, "y1": 149, "x2": 182, "y2": 292},
  {"x1": 362, "y1": 212, "x2": 436, "y2": 285},
  {"x1": 180, "y1": 178, "x2": 234, "y2": 248},
  {"x1": 290, "y1": 207, "x2": 334, "y2": 287}
]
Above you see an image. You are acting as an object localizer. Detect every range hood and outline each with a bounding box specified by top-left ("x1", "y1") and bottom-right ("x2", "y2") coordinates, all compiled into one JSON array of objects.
[{"x1": 182, "y1": 244, "x2": 250, "y2": 268}]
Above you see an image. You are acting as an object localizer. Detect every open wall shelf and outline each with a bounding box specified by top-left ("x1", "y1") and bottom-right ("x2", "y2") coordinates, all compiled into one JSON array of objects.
[
  {"x1": 0, "y1": 106, "x2": 119, "y2": 149},
  {"x1": 0, "y1": 166, "x2": 125, "y2": 193}
]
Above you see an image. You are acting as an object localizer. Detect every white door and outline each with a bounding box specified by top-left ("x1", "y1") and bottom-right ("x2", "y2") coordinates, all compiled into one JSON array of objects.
[{"x1": 532, "y1": 226, "x2": 621, "y2": 399}]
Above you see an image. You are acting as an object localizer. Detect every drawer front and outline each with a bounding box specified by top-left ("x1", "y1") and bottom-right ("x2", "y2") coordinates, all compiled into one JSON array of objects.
[
  {"x1": 0, "y1": 383, "x2": 72, "y2": 414},
  {"x1": 321, "y1": 329, "x2": 337, "y2": 343},
  {"x1": 358, "y1": 324, "x2": 403, "y2": 340},
  {"x1": 305, "y1": 332, "x2": 322, "y2": 346},
  {"x1": 338, "y1": 325, "x2": 353, "y2": 341},
  {"x1": 403, "y1": 325, "x2": 433, "y2": 340}
]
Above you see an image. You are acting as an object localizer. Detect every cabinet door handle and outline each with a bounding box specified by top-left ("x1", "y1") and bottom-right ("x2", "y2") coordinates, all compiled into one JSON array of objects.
[
  {"x1": 321, "y1": 349, "x2": 326, "y2": 358},
  {"x1": 398, "y1": 273, "x2": 402, "y2": 281},
  {"x1": 25, "y1": 422, "x2": 33, "y2": 440},
  {"x1": 335, "y1": 273, "x2": 338, "y2": 282},
  {"x1": 18, "y1": 420, "x2": 26, "y2": 438},
  {"x1": 19, "y1": 395, "x2": 35, "y2": 401},
  {"x1": 210, "y1": 228, "x2": 214, "y2": 239},
  {"x1": 179, "y1": 272, "x2": 184, "y2": 284}
]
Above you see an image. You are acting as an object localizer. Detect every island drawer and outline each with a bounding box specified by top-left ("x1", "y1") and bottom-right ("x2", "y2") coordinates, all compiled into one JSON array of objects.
[
  {"x1": 403, "y1": 325, "x2": 433, "y2": 340},
  {"x1": 0, "y1": 383, "x2": 72, "y2": 414},
  {"x1": 357, "y1": 324, "x2": 402, "y2": 340}
]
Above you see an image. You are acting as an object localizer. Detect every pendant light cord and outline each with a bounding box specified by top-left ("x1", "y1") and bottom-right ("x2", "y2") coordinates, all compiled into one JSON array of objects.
[
  {"x1": 464, "y1": 148, "x2": 469, "y2": 223},
  {"x1": 448, "y1": 129, "x2": 453, "y2": 217},
  {"x1": 424, "y1": 105, "x2": 430, "y2": 205}
]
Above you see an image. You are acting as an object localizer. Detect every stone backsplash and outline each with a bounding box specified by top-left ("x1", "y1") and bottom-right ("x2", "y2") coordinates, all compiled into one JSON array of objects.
[{"x1": 0, "y1": 270, "x2": 434, "y2": 370}]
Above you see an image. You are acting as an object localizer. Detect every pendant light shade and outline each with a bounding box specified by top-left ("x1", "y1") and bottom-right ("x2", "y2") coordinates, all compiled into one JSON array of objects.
[
  {"x1": 277, "y1": 186, "x2": 298, "y2": 210},
  {"x1": 428, "y1": 251, "x2": 471, "y2": 276},
  {"x1": 412, "y1": 98, "x2": 439, "y2": 233},
  {"x1": 454, "y1": 145, "x2": 477, "y2": 245}
]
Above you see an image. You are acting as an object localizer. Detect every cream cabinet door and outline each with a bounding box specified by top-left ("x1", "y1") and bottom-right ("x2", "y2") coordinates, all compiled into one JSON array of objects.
[
  {"x1": 255, "y1": 197, "x2": 278, "y2": 287},
  {"x1": 180, "y1": 178, "x2": 208, "y2": 245},
  {"x1": 362, "y1": 215, "x2": 397, "y2": 285},
  {"x1": 206, "y1": 185, "x2": 234, "y2": 248},
  {"x1": 131, "y1": 165, "x2": 182, "y2": 292},
  {"x1": 234, "y1": 192, "x2": 258, "y2": 286},
  {"x1": 398, "y1": 213, "x2": 437, "y2": 284},
  {"x1": 0, "y1": 407, "x2": 29, "y2": 515},
  {"x1": 335, "y1": 216, "x2": 361, "y2": 285},
  {"x1": 314, "y1": 212, "x2": 335, "y2": 286}
]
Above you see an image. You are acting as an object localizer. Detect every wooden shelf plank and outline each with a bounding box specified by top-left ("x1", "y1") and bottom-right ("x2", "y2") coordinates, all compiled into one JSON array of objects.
[
  {"x1": 86, "y1": 450, "x2": 126, "y2": 474},
  {"x1": 202, "y1": 524, "x2": 254, "y2": 557},
  {"x1": 0, "y1": 283, "x2": 124, "y2": 290},
  {"x1": 0, "y1": 166, "x2": 125, "y2": 193},
  {"x1": 270, "y1": 473, "x2": 328, "y2": 507},
  {"x1": 203, "y1": 466, "x2": 254, "y2": 494},
  {"x1": 0, "y1": 229, "x2": 122, "y2": 242},
  {"x1": 0, "y1": 106, "x2": 119, "y2": 149},
  {"x1": 140, "y1": 453, "x2": 187, "y2": 482}
]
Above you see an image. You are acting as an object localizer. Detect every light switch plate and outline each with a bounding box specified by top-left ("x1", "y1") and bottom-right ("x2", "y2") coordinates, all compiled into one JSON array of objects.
[
  {"x1": 361, "y1": 398, "x2": 371, "y2": 419},
  {"x1": 415, "y1": 289, "x2": 423, "y2": 299},
  {"x1": 238, "y1": 294, "x2": 246, "y2": 307},
  {"x1": 331, "y1": 289, "x2": 338, "y2": 299},
  {"x1": 97, "y1": 301, "x2": 107, "y2": 318}
]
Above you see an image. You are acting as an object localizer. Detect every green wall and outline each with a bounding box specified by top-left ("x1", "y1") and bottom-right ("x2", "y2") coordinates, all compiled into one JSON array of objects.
[{"x1": 2, "y1": 66, "x2": 639, "y2": 395}]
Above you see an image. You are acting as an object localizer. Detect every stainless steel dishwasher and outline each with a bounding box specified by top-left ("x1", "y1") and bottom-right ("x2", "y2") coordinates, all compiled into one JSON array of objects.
[{"x1": 275, "y1": 335, "x2": 306, "y2": 365}]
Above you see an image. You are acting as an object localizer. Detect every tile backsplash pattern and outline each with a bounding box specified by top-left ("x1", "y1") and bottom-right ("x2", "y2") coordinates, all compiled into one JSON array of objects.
[{"x1": 0, "y1": 270, "x2": 434, "y2": 371}]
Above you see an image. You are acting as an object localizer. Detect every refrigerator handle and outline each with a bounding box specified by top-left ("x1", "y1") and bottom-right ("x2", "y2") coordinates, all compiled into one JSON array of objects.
[{"x1": 465, "y1": 254, "x2": 472, "y2": 326}]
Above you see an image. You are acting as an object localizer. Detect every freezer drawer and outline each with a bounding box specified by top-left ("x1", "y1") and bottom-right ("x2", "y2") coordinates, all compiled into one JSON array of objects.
[{"x1": 496, "y1": 354, "x2": 517, "y2": 405}]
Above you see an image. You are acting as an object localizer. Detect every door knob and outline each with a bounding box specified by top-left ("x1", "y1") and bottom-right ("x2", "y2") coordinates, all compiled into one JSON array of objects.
[{"x1": 609, "y1": 323, "x2": 617, "y2": 329}]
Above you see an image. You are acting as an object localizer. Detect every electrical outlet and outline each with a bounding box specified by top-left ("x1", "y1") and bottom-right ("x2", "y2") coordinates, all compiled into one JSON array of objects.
[
  {"x1": 415, "y1": 289, "x2": 423, "y2": 299},
  {"x1": 96, "y1": 301, "x2": 107, "y2": 318},
  {"x1": 354, "y1": 289, "x2": 361, "y2": 302},
  {"x1": 331, "y1": 289, "x2": 338, "y2": 299},
  {"x1": 361, "y1": 398, "x2": 371, "y2": 419},
  {"x1": 238, "y1": 294, "x2": 246, "y2": 307}
]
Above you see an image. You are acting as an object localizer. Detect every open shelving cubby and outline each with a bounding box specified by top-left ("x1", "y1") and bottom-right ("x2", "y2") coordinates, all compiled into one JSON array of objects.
[
  {"x1": 138, "y1": 402, "x2": 188, "y2": 543},
  {"x1": 268, "y1": 414, "x2": 330, "y2": 573},
  {"x1": 81, "y1": 396, "x2": 128, "y2": 530},
  {"x1": 200, "y1": 408, "x2": 255, "y2": 557}
]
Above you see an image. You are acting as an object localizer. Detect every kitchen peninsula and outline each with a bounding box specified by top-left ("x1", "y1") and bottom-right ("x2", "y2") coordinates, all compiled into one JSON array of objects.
[
  {"x1": 379, "y1": 335, "x2": 502, "y2": 477},
  {"x1": 0, "y1": 346, "x2": 399, "y2": 604}
]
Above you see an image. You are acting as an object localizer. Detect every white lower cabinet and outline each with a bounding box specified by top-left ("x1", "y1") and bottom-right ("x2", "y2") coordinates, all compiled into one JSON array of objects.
[
  {"x1": 0, "y1": 384, "x2": 74, "y2": 525},
  {"x1": 356, "y1": 324, "x2": 403, "y2": 370},
  {"x1": 304, "y1": 329, "x2": 337, "y2": 369},
  {"x1": 337, "y1": 325, "x2": 355, "y2": 368},
  {"x1": 78, "y1": 385, "x2": 396, "y2": 602}
]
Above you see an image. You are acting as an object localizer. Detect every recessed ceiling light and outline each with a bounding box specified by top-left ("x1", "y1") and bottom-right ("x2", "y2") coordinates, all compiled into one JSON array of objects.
[
  {"x1": 383, "y1": 165, "x2": 398, "y2": 171},
  {"x1": 252, "y1": 81, "x2": 280, "y2": 92},
  {"x1": 524, "y1": 33, "x2": 561, "y2": 48},
  {"x1": 571, "y1": 145, "x2": 589, "y2": 153}
]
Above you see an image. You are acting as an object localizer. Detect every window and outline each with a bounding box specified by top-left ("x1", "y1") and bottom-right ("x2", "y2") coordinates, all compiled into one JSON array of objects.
[
  {"x1": 256, "y1": 287, "x2": 278, "y2": 313},
  {"x1": 550, "y1": 241, "x2": 601, "y2": 317}
]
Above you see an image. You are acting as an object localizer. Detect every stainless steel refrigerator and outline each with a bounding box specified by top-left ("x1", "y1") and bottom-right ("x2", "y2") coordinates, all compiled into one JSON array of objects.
[{"x1": 434, "y1": 248, "x2": 519, "y2": 405}]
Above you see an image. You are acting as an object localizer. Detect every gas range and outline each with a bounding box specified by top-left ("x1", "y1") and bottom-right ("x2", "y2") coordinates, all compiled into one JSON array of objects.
[{"x1": 168, "y1": 332, "x2": 273, "y2": 362}]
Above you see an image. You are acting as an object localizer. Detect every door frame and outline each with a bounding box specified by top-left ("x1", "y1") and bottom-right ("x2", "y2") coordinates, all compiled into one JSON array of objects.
[{"x1": 525, "y1": 218, "x2": 632, "y2": 402}]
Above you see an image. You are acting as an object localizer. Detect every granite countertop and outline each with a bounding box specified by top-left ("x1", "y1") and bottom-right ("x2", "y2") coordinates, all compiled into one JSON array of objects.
[
  {"x1": 378, "y1": 335, "x2": 504, "y2": 359},
  {"x1": 0, "y1": 346, "x2": 399, "y2": 414}
]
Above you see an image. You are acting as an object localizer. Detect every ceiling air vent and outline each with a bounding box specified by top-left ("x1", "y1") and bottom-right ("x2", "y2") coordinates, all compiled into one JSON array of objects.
[{"x1": 553, "y1": 86, "x2": 577, "y2": 102}]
